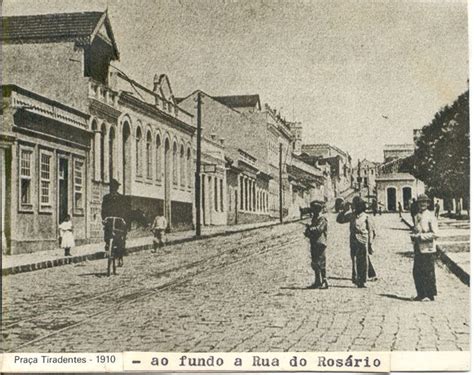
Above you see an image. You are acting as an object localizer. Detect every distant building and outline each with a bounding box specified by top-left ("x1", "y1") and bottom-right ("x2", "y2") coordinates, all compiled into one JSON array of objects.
[
  {"x1": 354, "y1": 159, "x2": 379, "y2": 195},
  {"x1": 212, "y1": 94, "x2": 261, "y2": 113},
  {"x1": 376, "y1": 144, "x2": 424, "y2": 212},
  {"x1": 301, "y1": 144, "x2": 353, "y2": 196},
  {"x1": 383, "y1": 144, "x2": 414, "y2": 162},
  {"x1": 179, "y1": 91, "x2": 274, "y2": 225},
  {"x1": 288, "y1": 121, "x2": 303, "y2": 155}
]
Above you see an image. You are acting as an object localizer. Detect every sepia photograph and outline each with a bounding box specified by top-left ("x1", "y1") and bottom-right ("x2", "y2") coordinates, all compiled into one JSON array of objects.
[{"x1": 0, "y1": 0, "x2": 470, "y2": 372}]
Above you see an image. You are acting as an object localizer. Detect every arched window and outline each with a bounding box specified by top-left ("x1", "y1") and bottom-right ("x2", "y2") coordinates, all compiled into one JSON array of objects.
[
  {"x1": 146, "y1": 130, "x2": 152, "y2": 179},
  {"x1": 180, "y1": 145, "x2": 185, "y2": 187},
  {"x1": 91, "y1": 120, "x2": 98, "y2": 179},
  {"x1": 100, "y1": 123, "x2": 107, "y2": 181},
  {"x1": 136, "y1": 127, "x2": 143, "y2": 177},
  {"x1": 172, "y1": 142, "x2": 178, "y2": 185},
  {"x1": 187, "y1": 148, "x2": 192, "y2": 188},
  {"x1": 156, "y1": 134, "x2": 162, "y2": 181},
  {"x1": 109, "y1": 126, "x2": 115, "y2": 180}
]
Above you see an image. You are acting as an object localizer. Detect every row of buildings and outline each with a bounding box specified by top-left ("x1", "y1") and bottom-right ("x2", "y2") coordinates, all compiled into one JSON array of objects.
[{"x1": 1, "y1": 10, "x2": 353, "y2": 255}]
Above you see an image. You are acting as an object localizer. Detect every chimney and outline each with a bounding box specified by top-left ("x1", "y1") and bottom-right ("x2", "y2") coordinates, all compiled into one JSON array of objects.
[
  {"x1": 210, "y1": 133, "x2": 217, "y2": 141},
  {"x1": 219, "y1": 138, "x2": 225, "y2": 146}
]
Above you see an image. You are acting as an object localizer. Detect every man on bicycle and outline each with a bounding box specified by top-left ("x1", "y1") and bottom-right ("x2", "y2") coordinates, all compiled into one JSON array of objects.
[{"x1": 101, "y1": 179, "x2": 129, "y2": 267}]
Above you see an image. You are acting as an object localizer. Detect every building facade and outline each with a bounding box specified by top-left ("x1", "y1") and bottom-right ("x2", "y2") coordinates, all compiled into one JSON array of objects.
[
  {"x1": 1, "y1": 11, "x2": 197, "y2": 253},
  {"x1": 1, "y1": 86, "x2": 91, "y2": 254},
  {"x1": 178, "y1": 91, "x2": 274, "y2": 225},
  {"x1": 301, "y1": 144, "x2": 353, "y2": 195},
  {"x1": 376, "y1": 144, "x2": 425, "y2": 212}
]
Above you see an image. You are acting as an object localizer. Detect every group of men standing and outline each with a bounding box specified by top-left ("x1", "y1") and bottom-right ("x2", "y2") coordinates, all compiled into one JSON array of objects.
[
  {"x1": 304, "y1": 196, "x2": 377, "y2": 289},
  {"x1": 303, "y1": 193, "x2": 439, "y2": 301}
]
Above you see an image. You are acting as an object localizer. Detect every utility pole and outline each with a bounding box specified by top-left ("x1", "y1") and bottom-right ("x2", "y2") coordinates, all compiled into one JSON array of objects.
[
  {"x1": 195, "y1": 92, "x2": 202, "y2": 237},
  {"x1": 279, "y1": 143, "x2": 283, "y2": 223}
]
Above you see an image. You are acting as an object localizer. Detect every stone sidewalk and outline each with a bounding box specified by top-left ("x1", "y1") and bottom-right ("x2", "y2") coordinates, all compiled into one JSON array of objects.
[
  {"x1": 401, "y1": 213, "x2": 470, "y2": 285},
  {"x1": 2, "y1": 218, "x2": 299, "y2": 276}
]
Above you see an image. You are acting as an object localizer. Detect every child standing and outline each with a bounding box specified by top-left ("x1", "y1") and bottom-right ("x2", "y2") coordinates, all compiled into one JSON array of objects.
[
  {"x1": 151, "y1": 214, "x2": 168, "y2": 253},
  {"x1": 59, "y1": 214, "x2": 75, "y2": 256}
]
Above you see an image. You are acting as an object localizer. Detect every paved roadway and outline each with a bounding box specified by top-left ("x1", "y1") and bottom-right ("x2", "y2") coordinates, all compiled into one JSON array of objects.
[{"x1": 2, "y1": 213, "x2": 469, "y2": 352}]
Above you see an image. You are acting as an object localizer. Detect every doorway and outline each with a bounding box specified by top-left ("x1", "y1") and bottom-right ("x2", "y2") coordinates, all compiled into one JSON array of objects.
[
  {"x1": 387, "y1": 187, "x2": 397, "y2": 212},
  {"x1": 402, "y1": 187, "x2": 412, "y2": 210},
  {"x1": 58, "y1": 157, "x2": 69, "y2": 223}
]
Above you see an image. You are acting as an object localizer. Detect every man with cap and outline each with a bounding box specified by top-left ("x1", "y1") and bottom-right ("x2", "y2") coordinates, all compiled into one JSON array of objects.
[
  {"x1": 410, "y1": 193, "x2": 438, "y2": 301},
  {"x1": 304, "y1": 200, "x2": 329, "y2": 289},
  {"x1": 101, "y1": 179, "x2": 130, "y2": 267},
  {"x1": 337, "y1": 196, "x2": 376, "y2": 288}
]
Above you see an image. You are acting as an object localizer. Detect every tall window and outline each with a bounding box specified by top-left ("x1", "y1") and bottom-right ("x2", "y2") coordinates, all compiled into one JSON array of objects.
[
  {"x1": 240, "y1": 177, "x2": 244, "y2": 210},
  {"x1": 100, "y1": 124, "x2": 106, "y2": 181},
  {"x1": 180, "y1": 145, "x2": 185, "y2": 187},
  {"x1": 214, "y1": 178, "x2": 218, "y2": 211},
  {"x1": 187, "y1": 148, "x2": 192, "y2": 188},
  {"x1": 220, "y1": 179, "x2": 224, "y2": 212},
  {"x1": 91, "y1": 120, "x2": 98, "y2": 179},
  {"x1": 39, "y1": 150, "x2": 52, "y2": 209},
  {"x1": 146, "y1": 131, "x2": 152, "y2": 179},
  {"x1": 136, "y1": 127, "x2": 143, "y2": 177},
  {"x1": 156, "y1": 134, "x2": 162, "y2": 182},
  {"x1": 74, "y1": 158, "x2": 85, "y2": 212},
  {"x1": 109, "y1": 127, "x2": 115, "y2": 180},
  {"x1": 172, "y1": 142, "x2": 178, "y2": 185},
  {"x1": 20, "y1": 147, "x2": 33, "y2": 209}
]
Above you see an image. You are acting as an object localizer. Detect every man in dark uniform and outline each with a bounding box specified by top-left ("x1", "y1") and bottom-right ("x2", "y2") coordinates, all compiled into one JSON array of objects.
[
  {"x1": 101, "y1": 179, "x2": 130, "y2": 267},
  {"x1": 304, "y1": 200, "x2": 329, "y2": 289}
]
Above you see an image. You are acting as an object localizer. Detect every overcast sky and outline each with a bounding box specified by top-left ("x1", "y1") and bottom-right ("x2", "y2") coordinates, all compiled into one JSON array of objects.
[{"x1": 3, "y1": 0, "x2": 468, "y2": 162}]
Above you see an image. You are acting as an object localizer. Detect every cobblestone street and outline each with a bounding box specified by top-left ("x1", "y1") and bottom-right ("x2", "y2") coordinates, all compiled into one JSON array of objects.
[{"x1": 2, "y1": 213, "x2": 469, "y2": 353}]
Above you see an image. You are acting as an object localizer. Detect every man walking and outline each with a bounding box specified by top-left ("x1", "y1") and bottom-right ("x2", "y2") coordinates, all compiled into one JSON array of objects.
[
  {"x1": 398, "y1": 202, "x2": 403, "y2": 218},
  {"x1": 304, "y1": 200, "x2": 328, "y2": 289}
]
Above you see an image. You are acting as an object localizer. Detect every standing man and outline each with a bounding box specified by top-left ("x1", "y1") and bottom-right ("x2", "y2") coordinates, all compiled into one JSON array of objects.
[
  {"x1": 410, "y1": 194, "x2": 438, "y2": 301},
  {"x1": 304, "y1": 200, "x2": 328, "y2": 289},
  {"x1": 434, "y1": 200, "x2": 441, "y2": 219},
  {"x1": 151, "y1": 213, "x2": 168, "y2": 253},
  {"x1": 371, "y1": 199, "x2": 378, "y2": 216},
  {"x1": 337, "y1": 196, "x2": 376, "y2": 288},
  {"x1": 101, "y1": 179, "x2": 130, "y2": 267},
  {"x1": 398, "y1": 202, "x2": 403, "y2": 218},
  {"x1": 410, "y1": 198, "x2": 418, "y2": 226}
]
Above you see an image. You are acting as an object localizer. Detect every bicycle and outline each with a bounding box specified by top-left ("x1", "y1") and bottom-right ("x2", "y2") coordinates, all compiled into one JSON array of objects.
[{"x1": 103, "y1": 217, "x2": 127, "y2": 276}]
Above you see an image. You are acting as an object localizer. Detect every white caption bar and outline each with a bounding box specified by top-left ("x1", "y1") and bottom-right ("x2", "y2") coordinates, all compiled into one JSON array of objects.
[
  {"x1": 123, "y1": 352, "x2": 390, "y2": 372},
  {"x1": 1, "y1": 351, "x2": 470, "y2": 372},
  {"x1": 2, "y1": 353, "x2": 123, "y2": 373}
]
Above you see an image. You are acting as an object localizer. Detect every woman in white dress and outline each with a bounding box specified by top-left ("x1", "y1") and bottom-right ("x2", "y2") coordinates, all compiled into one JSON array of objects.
[{"x1": 59, "y1": 214, "x2": 75, "y2": 256}]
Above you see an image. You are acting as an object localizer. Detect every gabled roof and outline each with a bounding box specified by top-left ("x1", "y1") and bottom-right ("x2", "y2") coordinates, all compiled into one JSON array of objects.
[
  {"x1": 212, "y1": 94, "x2": 261, "y2": 110},
  {"x1": 1, "y1": 11, "x2": 119, "y2": 59}
]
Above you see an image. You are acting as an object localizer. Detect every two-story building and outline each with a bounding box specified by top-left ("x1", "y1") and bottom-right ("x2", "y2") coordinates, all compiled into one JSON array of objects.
[
  {"x1": 1, "y1": 11, "x2": 197, "y2": 253},
  {"x1": 178, "y1": 91, "x2": 273, "y2": 225},
  {"x1": 301, "y1": 144, "x2": 353, "y2": 196}
]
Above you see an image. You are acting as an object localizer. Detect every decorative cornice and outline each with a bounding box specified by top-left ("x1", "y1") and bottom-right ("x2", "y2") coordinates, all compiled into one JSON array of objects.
[
  {"x1": 89, "y1": 98, "x2": 121, "y2": 123},
  {"x1": 119, "y1": 92, "x2": 195, "y2": 136}
]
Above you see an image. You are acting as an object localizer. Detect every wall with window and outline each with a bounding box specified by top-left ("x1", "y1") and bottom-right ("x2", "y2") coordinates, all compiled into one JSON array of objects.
[
  {"x1": 8, "y1": 135, "x2": 88, "y2": 254},
  {"x1": 88, "y1": 107, "x2": 195, "y2": 232}
]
